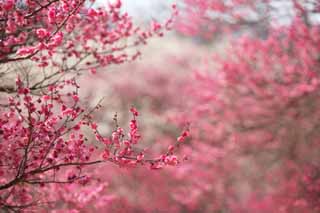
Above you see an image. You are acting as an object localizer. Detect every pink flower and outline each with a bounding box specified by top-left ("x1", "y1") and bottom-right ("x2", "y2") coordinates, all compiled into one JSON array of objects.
[
  {"x1": 72, "y1": 95, "x2": 79, "y2": 102},
  {"x1": 130, "y1": 107, "x2": 139, "y2": 116},
  {"x1": 164, "y1": 155, "x2": 178, "y2": 166},
  {"x1": 91, "y1": 123, "x2": 98, "y2": 130},
  {"x1": 3, "y1": 0, "x2": 14, "y2": 10},
  {"x1": 17, "y1": 47, "x2": 36, "y2": 56},
  {"x1": 48, "y1": 8, "x2": 56, "y2": 24},
  {"x1": 136, "y1": 153, "x2": 144, "y2": 161},
  {"x1": 36, "y1": 28, "x2": 49, "y2": 39},
  {"x1": 102, "y1": 150, "x2": 110, "y2": 159},
  {"x1": 177, "y1": 130, "x2": 189, "y2": 143}
]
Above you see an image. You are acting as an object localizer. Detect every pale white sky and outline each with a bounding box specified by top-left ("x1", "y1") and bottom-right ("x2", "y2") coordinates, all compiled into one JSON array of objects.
[{"x1": 97, "y1": 0, "x2": 175, "y2": 22}]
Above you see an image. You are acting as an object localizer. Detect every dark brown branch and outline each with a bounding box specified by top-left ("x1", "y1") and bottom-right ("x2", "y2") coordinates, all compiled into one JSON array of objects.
[
  {"x1": 0, "y1": 160, "x2": 104, "y2": 191},
  {"x1": 0, "y1": 86, "x2": 15, "y2": 93},
  {"x1": 25, "y1": 0, "x2": 60, "y2": 19}
]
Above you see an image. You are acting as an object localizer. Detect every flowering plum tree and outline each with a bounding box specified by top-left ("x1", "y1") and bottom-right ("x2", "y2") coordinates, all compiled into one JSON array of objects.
[{"x1": 0, "y1": 0, "x2": 188, "y2": 211}]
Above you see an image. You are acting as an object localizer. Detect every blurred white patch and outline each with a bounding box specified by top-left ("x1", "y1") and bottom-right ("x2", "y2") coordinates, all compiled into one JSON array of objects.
[{"x1": 97, "y1": 0, "x2": 175, "y2": 22}]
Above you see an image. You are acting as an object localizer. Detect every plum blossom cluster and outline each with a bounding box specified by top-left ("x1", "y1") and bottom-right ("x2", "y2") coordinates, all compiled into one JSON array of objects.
[
  {"x1": 0, "y1": 0, "x2": 177, "y2": 69},
  {"x1": 93, "y1": 106, "x2": 190, "y2": 169},
  {"x1": 0, "y1": 76, "x2": 189, "y2": 210}
]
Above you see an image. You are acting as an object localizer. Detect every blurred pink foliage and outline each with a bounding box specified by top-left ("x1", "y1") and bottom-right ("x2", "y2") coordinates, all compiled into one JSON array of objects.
[{"x1": 76, "y1": 1, "x2": 320, "y2": 212}]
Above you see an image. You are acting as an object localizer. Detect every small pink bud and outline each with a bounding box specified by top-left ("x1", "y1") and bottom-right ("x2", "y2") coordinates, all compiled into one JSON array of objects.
[
  {"x1": 168, "y1": 145, "x2": 175, "y2": 152},
  {"x1": 102, "y1": 150, "x2": 110, "y2": 159},
  {"x1": 136, "y1": 153, "x2": 144, "y2": 161},
  {"x1": 130, "y1": 107, "x2": 139, "y2": 116},
  {"x1": 91, "y1": 123, "x2": 98, "y2": 130},
  {"x1": 72, "y1": 95, "x2": 79, "y2": 102}
]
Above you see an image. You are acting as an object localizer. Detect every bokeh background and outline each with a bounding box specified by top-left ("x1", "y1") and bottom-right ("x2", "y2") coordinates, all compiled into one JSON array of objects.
[{"x1": 46, "y1": 0, "x2": 320, "y2": 212}]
